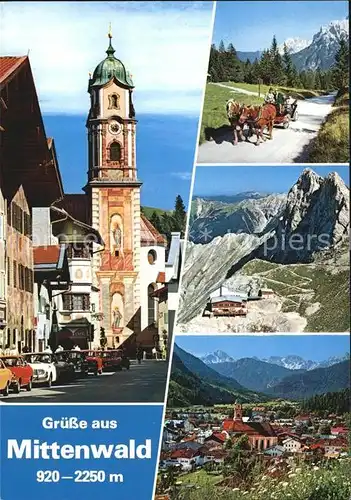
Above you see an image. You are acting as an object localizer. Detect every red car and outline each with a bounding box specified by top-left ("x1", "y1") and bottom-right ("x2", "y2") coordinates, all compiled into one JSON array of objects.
[
  {"x1": 97, "y1": 350, "x2": 123, "y2": 372},
  {"x1": 0, "y1": 355, "x2": 33, "y2": 393},
  {"x1": 81, "y1": 350, "x2": 103, "y2": 375}
]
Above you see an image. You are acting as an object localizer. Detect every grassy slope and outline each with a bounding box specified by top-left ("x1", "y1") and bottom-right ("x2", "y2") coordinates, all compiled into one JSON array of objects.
[
  {"x1": 199, "y1": 83, "x2": 326, "y2": 144},
  {"x1": 308, "y1": 88, "x2": 350, "y2": 163},
  {"x1": 142, "y1": 206, "x2": 172, "y2": 218},
  {"x1": 242, "y1": 258, "x2": 350, "y2": 332},
  {"x1": 173, "y1": 460, "x2": 351, "y2": 500}
]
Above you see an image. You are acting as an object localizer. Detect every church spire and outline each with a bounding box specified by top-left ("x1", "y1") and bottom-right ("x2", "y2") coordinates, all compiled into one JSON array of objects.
[{"x1": 106, "y1": 23, "x2": 115, "y2": 58}]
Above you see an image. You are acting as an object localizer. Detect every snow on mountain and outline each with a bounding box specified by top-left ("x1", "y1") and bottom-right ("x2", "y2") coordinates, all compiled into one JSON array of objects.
[
  {"x1": 201, "y1": 350, "x2": 234, "y2": 364},
  {"x1": 291, "y1": 18, "x2": 349, "y2": 70},
  {"x1": 279, "y1": 37, "x2": 311, "y2": 55},
  {"x1": 262, "y1": 355, "x2": 319, "y2": 371},
  {"x1": 202, "y1": 352, "x2": 349, "y2": 370}
]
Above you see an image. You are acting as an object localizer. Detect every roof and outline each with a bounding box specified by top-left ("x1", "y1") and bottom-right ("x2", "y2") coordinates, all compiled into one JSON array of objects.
[
  {"x1": 1, "y1": 57, "x2": 64, "y2": 207},
  {"x1": 223, "y1": 419, "x2": 277, "y2": 437},
  {"x1": 50, "y1": 206, "x2": 103, "y2": 246},
  {"x1": 140, "y1": 215, "x2": 166, "y2": 247},
  {"x1": 54, "y1": 194, "x2": 90, "y2": 225},
  {"x1": 34, "y1": 245, "x2": 61, "y2": 266},
  {"x1": 211, "y1": 295, "x2": 246, "y2": 304},
  {"x1": 165, "y1": 232, "x2": 182, "y2": 281},
  {"x1": 171, "y1": 448, "x2": 200, "y2": 459},
  {"x1": 89, "y1": 36, "x2": 134, "y2": 89},
  {"x1": 0, "y1": 56, "x2": 27, "y2": 85}
]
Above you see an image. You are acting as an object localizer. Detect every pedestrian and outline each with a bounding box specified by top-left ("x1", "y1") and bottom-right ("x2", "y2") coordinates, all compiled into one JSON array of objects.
[
  {"x1": 152, "y1": 346, "x2": 157, "y2": 360},
  {"x1": 55, "y1": 345, "x2": 64, "y2": 353},
  {"x1": 136, "y1": 343, "x2": 142, "y2": 364},
  {"x1": 44, "y1": 345, "x2": 52, "y2": 353}
]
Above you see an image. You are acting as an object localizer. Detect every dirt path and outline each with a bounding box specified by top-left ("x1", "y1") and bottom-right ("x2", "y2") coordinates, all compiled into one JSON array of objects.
[{"x1": 197, "y1": 93, "x2": 335, "y2": 164}]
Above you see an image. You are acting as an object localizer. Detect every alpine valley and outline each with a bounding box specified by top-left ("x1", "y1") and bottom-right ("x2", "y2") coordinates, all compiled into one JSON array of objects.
[
  {"x1": 168, "y1": 345, "x2": 350, "y2": 406},
  {"x1": 177, "y1": 168, "x2": 349, "y2": 333}
]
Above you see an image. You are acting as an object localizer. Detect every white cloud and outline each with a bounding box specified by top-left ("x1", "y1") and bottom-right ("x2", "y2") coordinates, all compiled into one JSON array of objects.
[
  {"x1": 1, "y1": 1, "x2": 213, "y2": 115},
  {"x1": 171, "y1": 172, "x2": 192, "y2": 181}
]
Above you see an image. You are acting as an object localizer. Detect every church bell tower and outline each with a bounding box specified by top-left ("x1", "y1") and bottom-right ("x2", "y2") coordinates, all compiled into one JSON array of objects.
[{"x1": 86, "y1": 27, "x2": 142, "y2": 347}]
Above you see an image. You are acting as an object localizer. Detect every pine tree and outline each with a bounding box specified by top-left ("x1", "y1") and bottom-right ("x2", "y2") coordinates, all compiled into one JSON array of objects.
[
  {"x1": 331, "y1": 37, "x2": 349, "y2": 89},
  {"x1": 270, "y1": 35, "x2": 285, "y2": 85},
  {"x1": 174, "y1": 195, "x2": 186, "y2": 233},
  {"x1": 208, "y1": 44, "x2": 220, "y2": 82},
  {"x1": 283, "y1": 43, "x2": 296, "y2": 87},
  {"x1": 259, "y1": 50, "x2": 272, "y2": 85}
]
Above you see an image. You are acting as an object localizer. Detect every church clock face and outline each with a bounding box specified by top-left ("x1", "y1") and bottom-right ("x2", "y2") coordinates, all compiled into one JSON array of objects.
[{"x1": 109, "y1": 120, "x2": 121, "y2": 135}]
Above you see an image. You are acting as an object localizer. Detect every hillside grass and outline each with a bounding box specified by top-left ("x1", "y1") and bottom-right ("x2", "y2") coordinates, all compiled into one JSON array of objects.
[
  {"x1": 308, "y1": 88, "x2": 350, "y2": 163},
  {"x1": 142, "y1": 206, "x2": 172, "y2": 218},
  {"x1": 199, "y1": 83, "x2": 326, "y2": 144},
  {"x1": 172, "y1": 460, "x2": 351, "y2": 500},
  {"x1": 199, "y1": 84, "x2": 263, "y2": 144},
  {"x1": 242, "y1": 259, "x2": 350, "y2": 332}
]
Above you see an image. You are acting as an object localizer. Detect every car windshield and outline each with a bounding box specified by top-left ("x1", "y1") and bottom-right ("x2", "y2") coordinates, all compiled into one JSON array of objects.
[
  {"x1": 1, "y1": 357, "x2": 21, "y2": 367},
  {"x1": 24, "y1": 354, "x2": 52, "y2": 364}
]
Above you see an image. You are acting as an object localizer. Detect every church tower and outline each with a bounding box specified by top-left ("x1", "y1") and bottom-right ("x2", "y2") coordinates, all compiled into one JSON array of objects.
[
  {"x1": 233, "y1": 400, "x2": 243, "y2": 422},
  {"x1": 86, "y1": 28, "x2": 141, "y2": 347}
]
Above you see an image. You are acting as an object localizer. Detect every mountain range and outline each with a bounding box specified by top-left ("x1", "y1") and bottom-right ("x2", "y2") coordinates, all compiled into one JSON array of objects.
[
  {"x1": 178, "y1": 169, "x2": 350, "y2": 332},
  {"x1": 170, "y1": 345, "x2": 350, "y2": 406},
  {"x1": 236, "y1": 18, "x2": 349, "y2": 71},
  {"x1": 201, "y1": 350, "x2": 349, "y2": 371},
  {"x1": 168, "y1": 345, "x2": 264, "y2": 407}
]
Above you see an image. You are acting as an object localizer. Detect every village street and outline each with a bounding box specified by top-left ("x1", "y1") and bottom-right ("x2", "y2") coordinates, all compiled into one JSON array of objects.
[
  {"x1": 0, "y1": 360, "x2": 168, "y2": 404},
  {"x1": 197, "y1": 89, "x2": 335, "y2": 163}
]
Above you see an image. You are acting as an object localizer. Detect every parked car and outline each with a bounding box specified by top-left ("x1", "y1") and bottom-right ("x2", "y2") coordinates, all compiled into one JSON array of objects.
[
  {"x1": 98, "y1": 350, "x2": 123, "y2": 372},
  {"x1": 0, "y1": 358, "x2": 12, "y2": 397},
  {"x1": 0, "y1": 355, "x2": 33, "y2": 393},
  {"x1": 23, "y1": 353, "x2": 58, "y2": 387},
  {"x1": 56, "y1": 351, "x2": 89, "y2": 378},
  {"x1": 81, "y1": 350, "x2": 103, "y2": 376}
]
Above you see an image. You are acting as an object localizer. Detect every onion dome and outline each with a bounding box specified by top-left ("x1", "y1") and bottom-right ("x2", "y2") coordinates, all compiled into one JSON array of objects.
[{"x1": 89, "y1": 30, "x2": 134, "y2": 89}]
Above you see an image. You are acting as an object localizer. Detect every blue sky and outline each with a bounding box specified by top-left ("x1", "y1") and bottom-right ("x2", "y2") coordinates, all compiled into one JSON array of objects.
[
  {"x1": 2, "y1": 1, "x2": 214, "y2": 209},
  {"x1": 193, "y1": 166, "x2": 350, "y2": 196},
  {"x1": 43, "y1": 113, "x2": 197, "y2": 208},
  {"x1": 213, "y1": 1, "x2": 348, "y2": 51},
  {"x1": 176, "y1": 335, "x2": 350, "y2": 361}
]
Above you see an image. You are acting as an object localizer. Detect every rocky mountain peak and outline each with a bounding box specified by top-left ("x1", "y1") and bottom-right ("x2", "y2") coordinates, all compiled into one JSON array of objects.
[{"x1": 270, "y1": 169, "x2": 349, "y2": 261}]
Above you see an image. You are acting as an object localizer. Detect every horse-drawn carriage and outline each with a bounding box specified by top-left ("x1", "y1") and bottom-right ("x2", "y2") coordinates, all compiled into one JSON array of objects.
[{"x1": 274, "y1": 100, "x2": 298, "y2": 129}]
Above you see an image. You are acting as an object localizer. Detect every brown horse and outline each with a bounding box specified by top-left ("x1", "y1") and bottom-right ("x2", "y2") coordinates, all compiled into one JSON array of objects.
[
  {"x1": 226, "y1": 99, "x2": 245, "y2": 145},
  {"x1": 239, "y1": 104, "x2": 277, "y2": 145}
]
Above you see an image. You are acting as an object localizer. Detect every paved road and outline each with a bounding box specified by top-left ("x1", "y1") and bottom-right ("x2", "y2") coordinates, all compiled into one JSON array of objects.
[
  {"x1": 197, "y1": 93, "x2": 335, "y2": 164},
  {"x1": 0, "y1": 360, "x2": 168, "y2": 404}
]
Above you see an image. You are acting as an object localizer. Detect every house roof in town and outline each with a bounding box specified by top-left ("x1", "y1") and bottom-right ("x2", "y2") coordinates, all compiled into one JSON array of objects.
[
  {"x1": 140, "y1": 215, "x2": 166, "y2": 247},
  {"x1": 50, "y1": 205, "x2": 104, "y2": 246},
  {"x1": 0, "y1": 56, "x2": 27, "y2": 84},
  {"x1": 1, "y1": 56, "x2": 64, "y2": 207},
  {"x1": 54, "y1": 194, "x2": 90, "y2": 225},
  {"x1": 171, "y1": 448, "x2": 200, "y2": 459},
  {"x1": 34, "y1": 245, "x2": 62, "y2": 266},
  {"x1": 223, "y1": 419, "x2": 277, "y2": 437}
]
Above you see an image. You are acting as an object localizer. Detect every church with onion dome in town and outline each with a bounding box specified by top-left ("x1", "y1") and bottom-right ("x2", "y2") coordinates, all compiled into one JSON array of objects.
[{"x1": 0, "y1": 29, "x2": 182, "y2": 357}]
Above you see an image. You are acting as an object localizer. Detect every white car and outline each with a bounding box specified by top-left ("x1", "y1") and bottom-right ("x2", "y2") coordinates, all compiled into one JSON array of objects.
[{"x1": 23, "y1": 353, "x2": 57, "y2": 387}]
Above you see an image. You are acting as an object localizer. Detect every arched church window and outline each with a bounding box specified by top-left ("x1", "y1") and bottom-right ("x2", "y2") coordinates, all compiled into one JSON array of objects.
[
  {"x1": 148, "y1": 249, "x2": 157, "y2": 265},
  {"x1": 108, "y1": 93, "x2": 120, "y2": 110},
  {"x1": 110, "y1": 142, "x2": 121, "y2": 161},
  {"x1": 148, "y1": 284, "x2": 156, "y2": 325}
]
